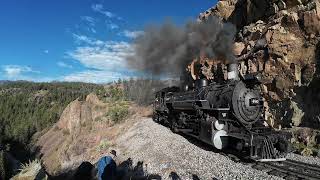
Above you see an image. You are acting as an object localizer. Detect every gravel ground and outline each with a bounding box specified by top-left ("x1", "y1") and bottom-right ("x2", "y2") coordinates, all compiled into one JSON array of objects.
[
  {"x1": 115, "y1": 118, "x2": 288, "y2": 180},
  {"x1": 287, "y1": 153, "x2": 320, "y2": 166}
]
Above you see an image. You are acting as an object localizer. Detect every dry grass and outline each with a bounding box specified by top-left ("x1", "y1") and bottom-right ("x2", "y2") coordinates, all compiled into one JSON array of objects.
[
  {"x1": 97, "y1": 139, "x2": 110, "y2": 152},
  {"x1": 12, "y1": 159, "x2": 47, "y2": 180}
]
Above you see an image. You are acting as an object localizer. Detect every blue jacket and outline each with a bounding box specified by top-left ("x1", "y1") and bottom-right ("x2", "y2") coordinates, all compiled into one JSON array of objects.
[{"x1": 97, "y1": 156, "x2": 117, "y2": 180}]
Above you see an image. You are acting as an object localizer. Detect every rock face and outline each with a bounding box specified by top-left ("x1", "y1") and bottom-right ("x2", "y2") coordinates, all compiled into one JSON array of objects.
[
  {"x1": 37, "y1": 93, "x2": 108, "y2": 174},
  {"x1": 200, "y1": 0, "x2": 320, "y2": 128},
  {"x1": 57, "y1": 93, "x2": 105, "y2": 135}
]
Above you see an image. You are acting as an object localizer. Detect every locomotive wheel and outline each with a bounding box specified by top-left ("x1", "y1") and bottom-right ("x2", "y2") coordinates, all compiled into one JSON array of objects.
[
  {"x1": 171, "y1": 121, "x2": 179, "y2": 133},
  {"x1": 152, "y1": 113, "x2": 159, "y2": 123}
]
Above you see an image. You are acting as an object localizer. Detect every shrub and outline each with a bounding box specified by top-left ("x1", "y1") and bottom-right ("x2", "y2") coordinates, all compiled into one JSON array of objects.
[
  {"x1": 97, "y1": 140, "x2": 109, "y2": 152},
  {"x1": 106, "y1": 103, "x2": 129, "y2": 123},
  {"x1": 292, "y1": 142, "x2": 306, "y2": 153},
  {"x1": 62, "y1": 129, "x2": 70, "y2": 136},
  {"x1": 104, "y1": 85, "x2": 126, "y2": 101},
  {"x1": 301, "y1": 147, "x2": 313, "y2": 156},
  {"x1": 13, "y1": 159, "x2": 47, "y2": 180}
]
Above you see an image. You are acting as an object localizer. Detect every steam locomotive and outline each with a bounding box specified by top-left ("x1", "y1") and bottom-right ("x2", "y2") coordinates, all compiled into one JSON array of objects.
[{"x1": 153, "y1": 63, "x2": 289, "y2": 161}]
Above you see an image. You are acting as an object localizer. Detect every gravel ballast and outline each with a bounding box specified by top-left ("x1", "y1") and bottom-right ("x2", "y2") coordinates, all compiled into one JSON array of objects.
[
  {"x1": 115, "y1": 118, "x2": 290, "y2": 180},
  {"x1": 286, "y1": 153, "x2": 320, "y2": 166}
]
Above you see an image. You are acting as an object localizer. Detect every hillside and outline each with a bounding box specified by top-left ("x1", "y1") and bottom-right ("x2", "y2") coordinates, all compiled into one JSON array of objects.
[
  {"x1": 0, "y1": 81, "x2": 105, "y2": 145},
  {"x1": 0, "y1": 79, "x2": 166, "y2": 179},
  {"x1": 0, "y1": 82, "x2": 105, "y2": 162}
]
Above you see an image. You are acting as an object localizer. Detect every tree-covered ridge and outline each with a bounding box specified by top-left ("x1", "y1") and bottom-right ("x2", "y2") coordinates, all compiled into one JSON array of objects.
[{"x1": 0, "y1": 81, "x2": 105, "y2": 145}]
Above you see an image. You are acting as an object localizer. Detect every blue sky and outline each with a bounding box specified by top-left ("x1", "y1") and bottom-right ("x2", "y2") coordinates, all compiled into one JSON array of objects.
[{"x1": 0, "y1": 0, "x2": 216, "y2": 83}]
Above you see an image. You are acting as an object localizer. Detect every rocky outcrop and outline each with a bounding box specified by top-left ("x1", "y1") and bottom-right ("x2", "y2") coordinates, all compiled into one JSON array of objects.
[
  {"x1": 57, "y1": 100, "x2": 92, "y2": 135},
  {"x1": 56, "y1": 93, "x2": 105, "y2": 135},
  {"x1": 37, "y1": 93, "x2": 108, "y2": 174},
  {"x1": 200, "y1": 0, "x2": 320, "y2": 128}
]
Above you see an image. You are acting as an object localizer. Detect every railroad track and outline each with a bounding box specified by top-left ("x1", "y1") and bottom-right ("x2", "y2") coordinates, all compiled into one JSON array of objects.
[{"x1": 253, "y1": 159, "x2": 320, "y2": 179}]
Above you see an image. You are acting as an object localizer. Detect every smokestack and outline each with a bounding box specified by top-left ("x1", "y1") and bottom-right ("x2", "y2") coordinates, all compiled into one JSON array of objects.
[{"x1": 227, "y1": 63, "x2": 239, "y2": 80}]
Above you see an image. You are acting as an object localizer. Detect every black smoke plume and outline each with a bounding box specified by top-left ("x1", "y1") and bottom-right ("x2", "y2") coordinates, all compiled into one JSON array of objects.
[{"x1": 126, "y1": 17, "x2": 236, "y2": 77}]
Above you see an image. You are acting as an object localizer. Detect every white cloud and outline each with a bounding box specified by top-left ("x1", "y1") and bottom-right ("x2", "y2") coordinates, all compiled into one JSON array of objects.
[
  {"x1": 0, "y1": 65, "x2": 59, "y2": 82},
  {"x1": 120, "y1": 30, "x2": 144, "y2": 39},
  {"x1": 57, "y1": 61, "x2": 73, "y2": 68},
  {"x1": 91, "y1": 4, "x2": 116, "y2": 18},
  {"x1": 2, "y1": 65, "x2": 39, "y2": 78},
  {"x1": 63, "y1": 70, "x2": 130, "y2": 83},
  {"x1": 72, "y1": 33, "x2": 104, "y2": 45},
  {"x1": 65, "y1": 34, "x2": 138, "y2": 83},
  {"x1": 106, "y1": 22, "x2": 119, "y2": 30},
  {"x1": 67, "y1": 41, "x2": 133, "y2": 71},
  {"x1": 81, "y1": 16, "x2": 96, "y2": 26},
  {"x1": 90, "y1": 28, "x2": 97, "y2": 33}
]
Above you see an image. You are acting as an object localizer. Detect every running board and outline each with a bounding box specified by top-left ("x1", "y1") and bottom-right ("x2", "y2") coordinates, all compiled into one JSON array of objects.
[{"x1": 177, "y1": 129, "x2": 193, "y2": 133}]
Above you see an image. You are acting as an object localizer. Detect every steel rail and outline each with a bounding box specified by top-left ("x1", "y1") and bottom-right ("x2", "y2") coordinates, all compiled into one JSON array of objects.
[
  {"x1": 284, "y1": 159, "x2": 320, "y2": 172},
  {"x1": 257, "y1": 160, "x2": 320, "y2": 180}
]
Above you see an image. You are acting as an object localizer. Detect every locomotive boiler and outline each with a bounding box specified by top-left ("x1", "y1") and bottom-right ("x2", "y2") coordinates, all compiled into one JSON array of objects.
[{"x1": 153, "y1": 63, "x2": 289, "y2": 161}]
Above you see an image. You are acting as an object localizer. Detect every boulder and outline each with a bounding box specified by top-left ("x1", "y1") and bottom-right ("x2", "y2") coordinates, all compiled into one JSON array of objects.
[
  {"x1": 57, "y1": 99, "x2": 92, "y2": 135},
  {"x1": 215, "y1": 0, "x2": 236, "y2": 20},
  {"x1": 284, "y1": 0, "x2": 303, "y2": 9},
  {"x1": 278, "y1": 0, "x2": 287, "y2": 10},
  {"x1": 246, "y1": 0, "x2": 271, "y2": 23},
  {"x1": 233, "y1": 42, "x2": 246, "y2": 55},
  {"x1": 303, "y1": 9, "x2": 320, "y2": 35},
  {"x1": 301, "y1": 63, "x2": 316, "y2": 85},
  {"x1": 290, "y1": 100, "x2": 305, "y2": 126},
  {"x1": 242, "y1": 20, "x2": 266, "y2": 41}
]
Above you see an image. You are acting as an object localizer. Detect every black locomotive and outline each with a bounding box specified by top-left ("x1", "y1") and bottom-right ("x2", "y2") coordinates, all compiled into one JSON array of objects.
[{"x1": 153, "y1": 63, "x2": 288, "y2": 161}]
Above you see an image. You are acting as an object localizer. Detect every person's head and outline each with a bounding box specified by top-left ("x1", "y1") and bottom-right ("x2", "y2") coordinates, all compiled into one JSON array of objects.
[
  {"x1": 74, "y1": 161, "x2": 95, "y2": 180},
  {"x1": 110, "y1": 150, "x2": 117, "y2": 158}
]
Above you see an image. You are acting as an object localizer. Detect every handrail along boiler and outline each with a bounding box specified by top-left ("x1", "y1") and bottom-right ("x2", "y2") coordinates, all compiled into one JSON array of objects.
[{"x1": 153, "y1": 63, "x2": 288, "y2": 161}]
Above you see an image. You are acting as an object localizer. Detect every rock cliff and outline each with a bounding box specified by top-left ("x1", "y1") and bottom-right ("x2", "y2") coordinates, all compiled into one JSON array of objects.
[
  {"x1": 200, "y1": 0, "x2": 320, "y2": 128},
  {"x1": 36, "y1": 93, "x2": 108, "y2": 174}
]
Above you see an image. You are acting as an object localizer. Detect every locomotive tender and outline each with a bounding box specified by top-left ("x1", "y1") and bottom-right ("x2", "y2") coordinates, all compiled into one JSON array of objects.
[{"x1": 153, "y1": 63, "x2": 288, "y2": 161}]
